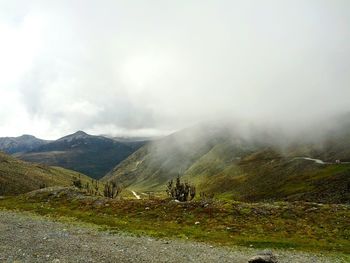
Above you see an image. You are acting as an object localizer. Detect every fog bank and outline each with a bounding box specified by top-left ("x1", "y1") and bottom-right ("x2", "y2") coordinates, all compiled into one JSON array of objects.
[{"x1": 0, "y1": 1, "x2": 349, "y2": 139}]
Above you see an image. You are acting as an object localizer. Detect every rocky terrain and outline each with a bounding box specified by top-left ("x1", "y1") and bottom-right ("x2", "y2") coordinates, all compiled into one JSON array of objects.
[{"x1": 0, "y1": 210, "x2": 346, "y2": 263}]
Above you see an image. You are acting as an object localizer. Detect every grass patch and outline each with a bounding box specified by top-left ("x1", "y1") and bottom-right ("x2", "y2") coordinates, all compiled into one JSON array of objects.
[{"x1": 0, "y1": 190, "x2": 349, "y2": 255}]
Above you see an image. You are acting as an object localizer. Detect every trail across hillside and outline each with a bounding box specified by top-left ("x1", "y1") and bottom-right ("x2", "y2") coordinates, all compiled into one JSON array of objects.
[
  {"x1": 294, "y1": 157, "x2": 327, "y2": 164},
  {"x1": 294, "y1": 157, "x2": 350, "y2": 164},
  {"x1": 0, "y1": 210, "x2": 345, "y2": 263},
  {"x1": 131, "y1": 190, "x2": 141, "y2": 199}
]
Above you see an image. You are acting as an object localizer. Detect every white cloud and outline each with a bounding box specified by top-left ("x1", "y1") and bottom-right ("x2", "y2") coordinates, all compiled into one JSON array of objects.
[{"x1": 0, "y1": 0, "x2": 349, "y2": 139}]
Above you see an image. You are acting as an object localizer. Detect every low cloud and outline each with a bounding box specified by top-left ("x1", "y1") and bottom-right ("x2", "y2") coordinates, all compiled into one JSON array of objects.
[{"x1": 0, "y1": 0, "x2": 349, "y2": 139}]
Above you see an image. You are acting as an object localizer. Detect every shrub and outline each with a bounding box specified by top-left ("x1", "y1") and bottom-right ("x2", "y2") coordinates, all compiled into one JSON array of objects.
[
  {"x1": 103, "y1": 181, "x2": 122, "y2": 199},
  {"x1": 39, "y1": 183, "x2": 47, "y2": 189},
  {"x1": 72, "y1": 177, "x2": 82, "y2": 189},
  {"x1": 166, "y1": 175, "x2": 196, "y2": 202}
]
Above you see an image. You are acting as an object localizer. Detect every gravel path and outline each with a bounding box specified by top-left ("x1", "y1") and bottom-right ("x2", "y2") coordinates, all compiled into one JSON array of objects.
[{"x1": 0, "y1": 210, "x2": 346, "y2": 263}]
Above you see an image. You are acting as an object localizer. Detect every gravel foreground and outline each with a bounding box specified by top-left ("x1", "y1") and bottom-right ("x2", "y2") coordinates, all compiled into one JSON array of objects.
[{"x1": 0, "y1": 210, "x2": 346, "y2": 263}]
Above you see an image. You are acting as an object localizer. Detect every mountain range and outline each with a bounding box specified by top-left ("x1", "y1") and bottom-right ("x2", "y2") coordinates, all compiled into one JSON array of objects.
[
  {"x1": 0, "y1": 131, "x2": 147, "y2": 179},
  {"x1": 0, "y1": 135, "x2": 50, "y2": 154},
  {"x1": 1, "y1": 118, "x2": 350, "y2": 203}
]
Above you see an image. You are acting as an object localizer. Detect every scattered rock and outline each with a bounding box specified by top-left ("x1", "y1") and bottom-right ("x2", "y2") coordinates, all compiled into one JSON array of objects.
[
  {"x1": 248, "y1": 250, "x2": 278, "y2": 263},
  {"x1": 0, "y1": 210, "x2": 342, "y2": 263}
]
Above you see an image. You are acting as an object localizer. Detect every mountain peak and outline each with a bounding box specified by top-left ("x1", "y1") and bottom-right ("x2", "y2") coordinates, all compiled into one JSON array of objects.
[
  {"x1": 73, "y1": 130, "x2": 88, "y2": 136},
  {"x1": 18, "y1": 134, "x2": 36, "y2": 139},
  {"x1": 58, "y1": 130, "x2": 91, "y2": 142}
]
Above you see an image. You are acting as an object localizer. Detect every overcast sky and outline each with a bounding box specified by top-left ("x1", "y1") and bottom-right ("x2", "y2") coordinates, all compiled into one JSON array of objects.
[{"x1": 0, "y1": 0, "x2": 349, "y2": 139}]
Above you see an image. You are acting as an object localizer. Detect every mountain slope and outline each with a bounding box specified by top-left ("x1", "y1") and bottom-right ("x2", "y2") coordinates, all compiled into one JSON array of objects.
[
  {"x1": 182, "y1": 147, "x2": 350, "y2": 203},
  {"x1": 16, "y1": 131, "x2": 143, "y2": 179},
  {"x1": 103, "y1": 122, "x2": 350, "y2": 203},
  {"x1": 0, "y1": 152, "x2": 91, "y2": 196},
  {"x1": 0, "y1": 135, "x2": 50, "y2": 154},
  {"x1": 102, "y1": 123, "x2": 269, "y2": 188}
]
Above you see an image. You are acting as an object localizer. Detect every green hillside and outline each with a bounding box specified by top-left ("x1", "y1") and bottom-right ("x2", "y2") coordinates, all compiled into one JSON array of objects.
[
  {"x1": 183, "y1": 148, "x2": 350, "y2": 203},
  {"x1": 102, "y1": 124, "x2": 245, "y2": 190},
  {"x1": 0, "y1": 152, "x2": 91, "y2": 196},
  {"x1": 103, "y1": 122, "x2": 350, "y2": 203}
]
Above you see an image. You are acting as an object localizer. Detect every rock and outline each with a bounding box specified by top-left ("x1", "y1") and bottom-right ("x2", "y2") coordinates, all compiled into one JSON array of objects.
[{"x1": 248, "y1": 250, "x2": 278, "y2": 263}]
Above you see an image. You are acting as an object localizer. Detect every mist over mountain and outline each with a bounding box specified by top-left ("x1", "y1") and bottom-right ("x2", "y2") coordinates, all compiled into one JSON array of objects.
[
  {"x1": 0, "y1": 1, "x2": 349, "y2": 139},
  {"x1": 0, "y1": 0, "x2": 349, "y2": 209},
  {"x1": 103, "y1": 118, "x2": 350, "y2": 203},
  {"x1": 1, "y1": 2, "x2": 350, "y2": 259}
]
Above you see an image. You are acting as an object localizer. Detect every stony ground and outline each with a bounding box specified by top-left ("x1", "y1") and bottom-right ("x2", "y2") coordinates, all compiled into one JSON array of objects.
[{"x1": 0, "y1": 210, "x2": 347, "y2": 263}]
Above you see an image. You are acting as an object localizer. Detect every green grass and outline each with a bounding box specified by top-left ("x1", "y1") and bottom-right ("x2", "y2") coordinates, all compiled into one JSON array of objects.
[
  {"x1": 0, "y1": 190, "x2": 349, "y2": 255},
  {"x1": 0, "y1": 152, "x2": 93, "y2": 195}
]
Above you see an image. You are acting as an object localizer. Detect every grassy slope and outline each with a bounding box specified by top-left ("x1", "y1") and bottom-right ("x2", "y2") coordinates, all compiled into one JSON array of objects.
[
  {"x1": 183, "y1": 148, "x2": 350, "y2": 203},
  {"x1": 0, "y1": 188, "x2": 349, "y2": 256},
  {"x1": 104, "y1": 133, "x2": 350, "y2": 203},
  {"x1": 103, "y1": 119, "x2": 350, "y2": 203},
  {"x1": 102, "y1": 125, "x2": 231, "y2": 191},
  {"x1": 0, "y1": 152, "x2": 92, "y2": 195}
]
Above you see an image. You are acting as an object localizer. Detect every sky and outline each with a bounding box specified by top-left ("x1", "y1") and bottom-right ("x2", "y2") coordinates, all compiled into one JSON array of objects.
[{"x1": 0, "y1": 0, "x2": 349, "y2": 139}]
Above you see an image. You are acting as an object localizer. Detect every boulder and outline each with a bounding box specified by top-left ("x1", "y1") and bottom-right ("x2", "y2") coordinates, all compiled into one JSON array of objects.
[{"x1": 248, "y1": 250, "x2": 278, "y2": 263}]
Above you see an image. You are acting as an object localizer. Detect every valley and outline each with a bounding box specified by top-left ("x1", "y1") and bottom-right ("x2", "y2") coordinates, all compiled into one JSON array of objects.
[
  {"x1": 0, "y1": 121, "x2": 349, "y2": 262},
  {"x1": 1, "y1": 1, "x2": 349, "y2": 261}
]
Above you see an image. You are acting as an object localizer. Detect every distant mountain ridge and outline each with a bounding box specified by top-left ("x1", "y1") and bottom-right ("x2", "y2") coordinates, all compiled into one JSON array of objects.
[
  {"x1": 0, "y1": 135, "x2": 50, "y2": 154},
  {"x1": 13, "y1": 131, "x2": 147, "y2": 179}
]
